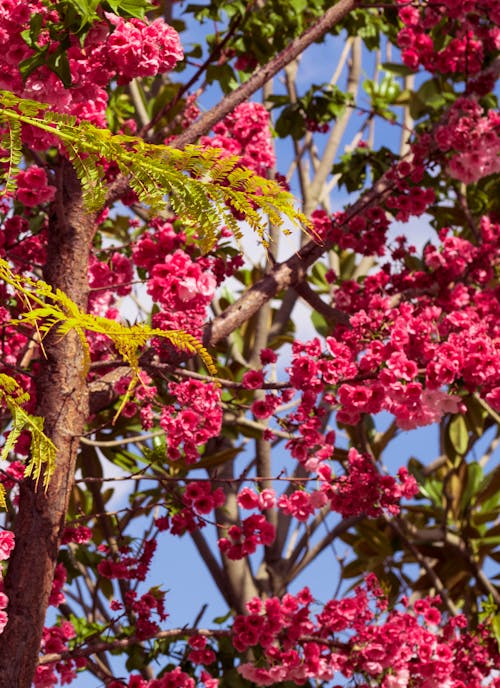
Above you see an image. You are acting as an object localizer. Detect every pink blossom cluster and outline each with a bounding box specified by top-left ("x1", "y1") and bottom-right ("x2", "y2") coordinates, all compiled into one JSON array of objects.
[
  {"x1": 239, "y1": 485, "x2": 328, "y2": 523},
  {"x1": 156, "y1": 480, "x2": 226, "y2": 537},
  {"x1": 0, "y1": 1, "x2": 182, "y2": 136},
  {"x1": 312, "y1": 206, "x2": 391, "y2": 256},
  {"x1": 0, "y1": 529, "x2": 14, "y2": 634},
  {"x1": 124, "y1": 589, "x2": 168, "y2": 641},
  {"x1": 134, "y1": 228, "x2": 217, "y2": 337},
  {"x1": 218, "y1": 513, "x2": 276, "y2": 560},
  {"x1": 315, "y1": 137, "x2": 436, "y2": 242},
  {"x1": 277, "y1": 489, "x2": 328, "y2": 521},
  {"x1": 239, "y1": 485, "x2": 328, "y2": 522},
  {"x1": 232, "y1": 579, "x2": 500, "y2": 687},
  {"x1": 102, "y1": 14, "x2": 183, "y2": 84},
  {"x1": 384, "y1": 154, "x2": 436, "y2": 223},
  {"x1": 237, "y1": 487, "x2": 276, "y2": 510},
  {"x1": 397, "y1": 0, "x2": 500, "y2": 76},
  {"x1": 166, "y1": 508, "x2": 204, "y2": 536},
  {"x1": 277, "y1": 207, "x2": 500, "y2": 434},
  {"x1": 201, "y1": 102, "x2": 275, "y2": 176},
  {"x1": 0, "y1": 460, "x2": 24, "y2": 504},
  {"x1": 187, "y1": 635, "x2": 216, "y2": 666},
  {"x1": 88, "y1": 252, "x2": 134, "y2": 315},
  {"x1": 182, "y1": 481, "x2": 225, "y2": 515},
  {"x1": 318, "y1": 451, "x2": 418, "y2": 518},
  {"x1": 48, "y1": 562, "x2": 67, "y2": 607},
  {"x1": 228, "y1": 221, "x2": 499, "y2": 492},
  {"x1": 312, "y1": 138, "x2": 435, "y2": 244},
  {"x1": 107, "y1": 666, "x2": 218, "y2": 688},
  {"x1": 14, "y1": 166, "x2": 56, "y2": 208},
  {"x1": 434, "y1": 97, "x2": 500, "y2": 184},
  {"x1": 159, "y1": 380, "x2": 222, "y2": 463},
  {"x1": 285, "y1": 330, "x2": 462, "y2": 438},
  {"x1": 0, "y1": 209, "x2": 47, "y2": 273},
  {"x1": 235, "y1": 453, "x2": 416, "y2": 525},
  {"x1": 34, "y1": 621, "x2": 83, "y2": 688},
  {"x1": 61, "y1": 525, "x2": 92, "y2": 545},
  {"x1": 97, "y1": 538, "x2": 156, "y2": 582}
]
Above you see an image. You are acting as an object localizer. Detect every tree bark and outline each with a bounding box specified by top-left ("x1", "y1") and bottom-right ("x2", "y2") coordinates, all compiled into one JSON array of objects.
[{"x1": 0, "y1": 162, "x2": 95, "y2": 686}]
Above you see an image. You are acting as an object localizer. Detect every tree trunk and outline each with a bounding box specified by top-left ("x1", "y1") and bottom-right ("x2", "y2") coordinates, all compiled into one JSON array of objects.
[{"x1": 0, "y1": 163, "x2": 94, "y2": 686}]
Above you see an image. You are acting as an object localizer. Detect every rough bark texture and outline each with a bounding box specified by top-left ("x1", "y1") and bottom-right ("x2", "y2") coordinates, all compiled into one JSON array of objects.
[{"x1": 0, "y1": 162, "x2": 95, "y2": 686}]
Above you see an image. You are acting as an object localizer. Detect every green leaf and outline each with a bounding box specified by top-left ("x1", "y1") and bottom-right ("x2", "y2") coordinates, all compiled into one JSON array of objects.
[
  {"x1": 103, "y1": 0, "x2": 154, "y2": 18},
  {"x1": 459, "y1": 462, "x2": 483, "y2": 512},
  {"x1": 448, "y1": 415, "x2": 469, "y2": 456},
  {"x1": 381, "y1": 61, "x2": 415, "y2": 77},
  {"x1": 419, "y1": 478, "x2": 443, "y2": 506},
  {"x1": 206, "y1": 64, "x2": 239, "y2": 94},
  {"x1": 475, "y1": 465, "x2": 500, "y2": 507},
  {"x1": 47, "y1": 47, "x2": 73, "y2": 88},
  {"x1": 310, "y1": 310, "x2": 328, "y2": 336},
  {"x1": 275, "y1": 103, "x2": 306, "y2": 140},
  {"x1": 410, "y1": 78, "x2": 453, "y2": 118}
]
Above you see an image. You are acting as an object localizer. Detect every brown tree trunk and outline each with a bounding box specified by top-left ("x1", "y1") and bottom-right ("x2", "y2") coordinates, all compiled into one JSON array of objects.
[{"x1": 0, "y1": 162, "x2": 94, "y2": 686}]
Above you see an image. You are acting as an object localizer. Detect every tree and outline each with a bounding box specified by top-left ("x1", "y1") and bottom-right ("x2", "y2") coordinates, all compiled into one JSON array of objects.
[{"x1": 0, "y1": 0, "x2": 499, "y2": 686}]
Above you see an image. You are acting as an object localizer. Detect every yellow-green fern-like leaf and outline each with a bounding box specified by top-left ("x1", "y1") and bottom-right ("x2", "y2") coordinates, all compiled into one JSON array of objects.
[
  {"x1": 0, "y1": 373, "x2": 57, "y2": 506},
  {"x1": 0, "y1": 91, "x2": 312, "y2": 252},
  {"x1": 0, "y1": 257, "x2": 217, "y2": 423}
]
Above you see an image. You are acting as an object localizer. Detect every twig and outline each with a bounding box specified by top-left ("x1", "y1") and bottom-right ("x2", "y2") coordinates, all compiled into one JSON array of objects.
[
  {"x1": 388, "y1": 517, "x2": 460, "y2": 616},
  {"x1": 79, "y1": 430, "x2": 164, "y2": 448}
]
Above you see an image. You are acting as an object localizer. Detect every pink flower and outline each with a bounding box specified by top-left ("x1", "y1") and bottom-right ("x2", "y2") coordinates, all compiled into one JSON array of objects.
[
  {"x1": 242, "y1": 369, "x2": 265, "y2": 389},
  {"x1": 0, "y1": 530, "x2": 15, "y2": 560},
  {"x1": 15, "y1": 167, "x2": 56, "y2": 207}
]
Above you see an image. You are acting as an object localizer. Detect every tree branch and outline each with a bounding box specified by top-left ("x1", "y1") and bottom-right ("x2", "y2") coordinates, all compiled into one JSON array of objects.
[
  {"x1": 170, "y1": 0, "x2": 362, "y2": 149},
  {"x1": 205, "y1": 166, "x2": 397, "y2": 347}
]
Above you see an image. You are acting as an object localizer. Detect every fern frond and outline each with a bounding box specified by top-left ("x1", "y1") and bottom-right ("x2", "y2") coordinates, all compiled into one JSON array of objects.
[
  {"x1": 0, "y1": 373, "x2": 57, "y2": 505},
  {"x1": 0, "y1": 120, "x2": 23, "y2": 193},
  {"x1": 0, "y1": 256, "x2": 217, "y2": 405},
  {"x1": 0, "y1": 91, "x2": 312, "y2": 252}
]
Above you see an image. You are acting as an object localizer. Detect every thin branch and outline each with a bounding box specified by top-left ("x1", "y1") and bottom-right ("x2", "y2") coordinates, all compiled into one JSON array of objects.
[
  {"x1": 204, "y1": 159, "x2": 399, "y2": 348},
  {"x1": 284, "y1": 59, "x2": 312, "y2": 210},
  {"x1": 128, "y1": 80, "x2": 150, "y2": 129},
  {"x1": 304, "y1": 36, "x2": 361, "y2": 215},
  {"x1": 399, "y1": 73, "x2": 414, "y2": 157},
  {"x1": 295, "y1": 281, "x2": 350, "y2": 326},
  {"x1": 388, "y1": 517, "x2": 460, "y2": 616},
  {"x1": 80, "y1": 430, "x2": 164, "y2": 448},
  {"x1": 285, "y1": 515, "x2": 362, "y2": 583}
]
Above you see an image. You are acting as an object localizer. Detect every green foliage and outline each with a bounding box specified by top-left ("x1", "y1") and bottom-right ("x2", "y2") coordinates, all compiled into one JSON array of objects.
[
  {"x1": 409, "y1": 78, "x2": 456, "y2": 120},
  {"x1": 0, "y1": 116, "x2": 22, "y2": 194},
  {"x1": 342, "y1": 8, "x2": 400, "y2": 49},
  {"x1": 0, "y1": 374, "x2": 57, "y2": 506},
  {"x1": 0, "y1": 91, "x2": 310, "y2": 252},
  {"x1": 480, "y1": 596, "x2": 500, "y2": 650},
  {"x1": 269, "y1": 83, "x2": 350, "y2": 140},
  {"x1": 363, "y1": 73, "x2": 402, "y2": 120},
  {"x1": 187, "y1": 0, "x2": 330, "y2": 64},
  {"x1": 332, "y1": 145, "x2": 395, "y2": 193}
]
